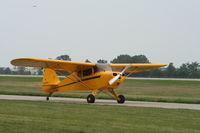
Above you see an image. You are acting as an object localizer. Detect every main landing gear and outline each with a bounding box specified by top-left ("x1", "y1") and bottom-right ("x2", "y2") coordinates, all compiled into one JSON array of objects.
[
  {"x1": 87, "y1": 94, "x2": 95, "y2": 103},
  {"x1": 117, "y1": 95, "x2": 125, "y2": 104},
  {"x1": 86, "y1": 89, "x2": 125, "y2": 104}
]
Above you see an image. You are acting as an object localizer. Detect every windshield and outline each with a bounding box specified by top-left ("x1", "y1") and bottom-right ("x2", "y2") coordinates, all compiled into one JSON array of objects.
[{"x1": 96, "y1": 64, "x2": 112, "y2": 71}]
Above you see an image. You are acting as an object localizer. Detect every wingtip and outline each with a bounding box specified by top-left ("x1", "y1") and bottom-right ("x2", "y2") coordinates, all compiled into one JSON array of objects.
[
  {"x1": 162, "y1": 64, "x2": 168, "y2": 67},
  {"x1": 10, "y1": 59, "x2": 17, "y2": 66},
  {"x1": 10, "y1": 58, "x2": 22, "y2": 66},
  {"x1": 10, "y1": 58, "x2": 30, "y2": 66}
]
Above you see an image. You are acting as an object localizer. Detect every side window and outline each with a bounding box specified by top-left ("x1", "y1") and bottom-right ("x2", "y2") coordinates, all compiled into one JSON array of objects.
[
  {"x1": 77, "y1": 71, "x2": 82, "y2": 77},
  {"x1": 93, "y1": 66, "x2": 98, "y2": 73},
  {"x1": 77, "y1": 67, "x2": 96, "y2": 77},
  {"x1": 83, "y1": 68, "x2": 92, "y2": 77}
]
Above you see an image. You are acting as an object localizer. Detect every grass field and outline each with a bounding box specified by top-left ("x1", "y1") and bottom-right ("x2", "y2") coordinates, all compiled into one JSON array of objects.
[
  {"x1": 0, "y1": 100, "x2": 200, "y2": 133},
  {"x1": 0, "y1": 76, "x2": 200, "y2": 103}
]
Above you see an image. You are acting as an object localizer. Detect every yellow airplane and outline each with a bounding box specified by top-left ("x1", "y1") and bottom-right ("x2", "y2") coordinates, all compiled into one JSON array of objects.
[{"x1": 11, "y1": 58, "x2": 166, "y2": 103}]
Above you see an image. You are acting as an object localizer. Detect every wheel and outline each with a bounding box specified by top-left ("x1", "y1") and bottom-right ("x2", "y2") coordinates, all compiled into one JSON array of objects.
[
  {"x1": 87, "y1": 94, "x2": 95, "y2": 103},
  {"x1": 46, "y1": 93, "x2": 52, "y2": 101},
  {"x1": 46, "y1": 97, "x2": 49, "y2": 101},
  {"x1": 117, "y1": 95, "x2": 125, "y2": 104}
]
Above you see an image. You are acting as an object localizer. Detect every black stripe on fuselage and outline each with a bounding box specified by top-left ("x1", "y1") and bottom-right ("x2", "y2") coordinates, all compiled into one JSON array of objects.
[{"x1": 54, "y1": 75, "x2": 101, "y2": 89}]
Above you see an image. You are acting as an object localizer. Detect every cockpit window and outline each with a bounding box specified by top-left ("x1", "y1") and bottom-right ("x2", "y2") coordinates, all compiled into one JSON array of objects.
[
  {"x1": 96, "y1": 64, "x2": 112, "y2": 72},
  {"x1": 77, "y1": 67, "x2": 95, "y2": 77},
  {"x1": 77, "y1": 71, "x2": 82, "y2": 77},
  {"x1": 83, "y1": 68, "x2": 92, "y2": 77}
]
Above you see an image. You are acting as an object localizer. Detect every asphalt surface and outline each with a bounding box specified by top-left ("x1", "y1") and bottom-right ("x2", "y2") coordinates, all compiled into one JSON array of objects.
[{"x1": 0, "y1": 95, "x2": 200, "y2": 110}]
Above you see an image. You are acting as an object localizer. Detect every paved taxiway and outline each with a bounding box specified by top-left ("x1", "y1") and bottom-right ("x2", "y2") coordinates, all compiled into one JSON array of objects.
[{"x1": 0, "y1": 95, "x2": 200, "y2": 110}]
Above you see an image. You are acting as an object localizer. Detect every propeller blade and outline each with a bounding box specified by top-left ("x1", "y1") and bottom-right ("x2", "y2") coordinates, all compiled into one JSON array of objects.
[
  {"x1": 108, "y1": 66, "x2": 131, "y2": 85},
  {"x1": 109, "y1": 73, "x2": 121, "y2": 85}
]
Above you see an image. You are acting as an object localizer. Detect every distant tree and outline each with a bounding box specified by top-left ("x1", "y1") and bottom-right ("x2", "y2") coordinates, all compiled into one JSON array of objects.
[
  {"x1": 97, "y1": 59, "x2": 108, "y2": 64},
  {"x1": 56, "y1": 55, "x2": 71, "y2": 61},
  {"x1": 4, "y1": 67, "x2": 11, "y2": 74},
  {"x1": 176, "y1": 63, "x2": 189, "y2": 78},
  {"x1": 111, "y1": 54, "x2": 132, "y2": 63},
  {"x1": 85, "y1": 59, "x2": 91, "y2": 63},
  {"x1": 17, "y1": 67, "x2": 26, "y2": 75},
  {"x1": 187, "y1": 62, "x2": 200, "y2": 78},
  {"x1": 0, "y1": 68, "x2": 4, "y2": 74},
  {"x1": 132, "y1": 55, "x2": 149, "y2": 63},
  {"x1": 149, "y1": 68, "x2": 165, "y2": 78},
  {"x1": 132, "y1": 71, "x2": 150, "y2": 77},
  {"x1": 111, "y1": 54, "x2": 149, "y2": 64},
  {"x1": 165, "y1": 63, "x2": 176, "y2": 77}
]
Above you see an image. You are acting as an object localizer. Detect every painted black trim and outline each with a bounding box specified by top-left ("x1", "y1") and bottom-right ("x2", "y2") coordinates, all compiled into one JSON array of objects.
[{"x1": 54, "y1": 75, "x2": 101, "y2": 89}]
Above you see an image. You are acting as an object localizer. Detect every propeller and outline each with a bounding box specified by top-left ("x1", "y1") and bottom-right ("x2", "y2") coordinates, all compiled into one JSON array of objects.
[{"x1": 109, "y1": 66, "x2": 131, "y2": 85}]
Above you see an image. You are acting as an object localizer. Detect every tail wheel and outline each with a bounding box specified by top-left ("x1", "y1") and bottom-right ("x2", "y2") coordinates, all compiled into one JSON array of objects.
[
  {"x1": 87, "y1": 94, "x2": 95, "y2": 103},
  {"x1": 117, "y1": 95, "x2": 125, "y2": 104},
  {"x1": 46, "y1": 97, "x2": 49, "y2": 101},
  {"x1": 46, "y1": 93, "x2": 52, "y2": 101}
]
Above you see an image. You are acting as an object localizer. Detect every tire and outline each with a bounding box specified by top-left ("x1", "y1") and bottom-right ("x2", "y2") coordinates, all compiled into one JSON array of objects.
[
  {"x1": 87, "y1": 94, "x2": 95, "y2": 103},
  {"x1": 46, "y1": 97, "x2": 49, "y2": 101},
  {"x1": 117, "y1": 95, "x2": 125, "y2": 104}
]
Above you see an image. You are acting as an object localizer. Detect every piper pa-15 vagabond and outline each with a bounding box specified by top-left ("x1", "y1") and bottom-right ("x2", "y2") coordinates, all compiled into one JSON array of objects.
[{"x1": 11, "y1": 58, "x2": 166, "y2": 103}]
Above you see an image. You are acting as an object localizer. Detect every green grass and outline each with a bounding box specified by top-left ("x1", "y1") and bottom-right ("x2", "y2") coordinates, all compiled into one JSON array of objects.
[
  {"x1": 0, "y1": 100, "x2": 200, "y2": 133},
  {"x1": 118, "y1": 79, "x2": 200, "y2": 103},
  {"x1": 1, "y1": 76, "x2": 200, "y2": 103}
]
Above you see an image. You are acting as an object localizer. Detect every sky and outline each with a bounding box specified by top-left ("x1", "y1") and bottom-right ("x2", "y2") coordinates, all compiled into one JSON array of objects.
[{"x1": 0, "y1": 0, "x2": 200, "y2": 67}]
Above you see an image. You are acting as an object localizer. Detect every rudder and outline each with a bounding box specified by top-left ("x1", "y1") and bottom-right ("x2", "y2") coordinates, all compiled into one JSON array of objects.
[{"x1": 42, "y1": 68, "x2": 60, "y2": 92}]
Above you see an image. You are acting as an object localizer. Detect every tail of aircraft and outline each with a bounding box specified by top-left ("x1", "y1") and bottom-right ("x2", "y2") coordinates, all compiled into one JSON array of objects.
[{"x1": 42, "y1": 68, "x2": 60, "y2": 92}]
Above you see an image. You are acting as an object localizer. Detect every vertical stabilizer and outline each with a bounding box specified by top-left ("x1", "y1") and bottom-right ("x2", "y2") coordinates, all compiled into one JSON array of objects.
[{"x1": 42, "y1": 68, "x2": 60, "y2": 92}]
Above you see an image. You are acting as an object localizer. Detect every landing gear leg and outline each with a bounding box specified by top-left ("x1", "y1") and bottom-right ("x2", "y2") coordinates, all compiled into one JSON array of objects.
[
  {"x1": 46, "y1": 93, "x2": 52, "y2": 101},
  {"x1": 107, "y1": 88, "x2": 125, "y2": 104}
]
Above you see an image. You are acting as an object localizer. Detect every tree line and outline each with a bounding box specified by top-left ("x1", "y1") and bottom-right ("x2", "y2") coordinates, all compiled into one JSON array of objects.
[
  {"x1": 109, "y1": 54, "x2": 200, "y2": 78},
  {"x1": 1, "y1": 54, "x2": 199, "y2": 78}
]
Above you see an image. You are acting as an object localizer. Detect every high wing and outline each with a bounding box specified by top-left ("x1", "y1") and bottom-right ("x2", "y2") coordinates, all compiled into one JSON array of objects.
[
  {"x1": 11, "y1": 58, "x2": 166, "y2": 74},
  {"x1": 11, "y1": 58, "x2": 96, "y2": 73},
  {"x1": 110, "y1": 63, "x2": 167, "y2": 73}
]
